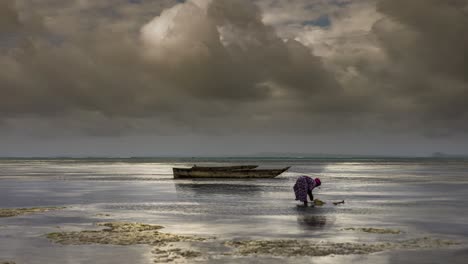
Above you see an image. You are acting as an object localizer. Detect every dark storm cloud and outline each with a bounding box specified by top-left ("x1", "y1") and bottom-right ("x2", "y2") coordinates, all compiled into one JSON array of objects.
[
  {"x1": 371, "y1": 0, "x2": 468, "y2": 130},
  {"x1": 0, "y1": 0, "x2": 20, "y2": 33},
  {"x1": 1, "y1": 0, "x2": 179, "y2": 118},
  {"x1": 0, "y1": 0, "x2": 345, "y2": 136},
  {"x1": 0, "y1": 0, "x2": 467, "y2": 138},
  {"x1": 289, "y1": 0, "x2": 468, "y2": 135}
]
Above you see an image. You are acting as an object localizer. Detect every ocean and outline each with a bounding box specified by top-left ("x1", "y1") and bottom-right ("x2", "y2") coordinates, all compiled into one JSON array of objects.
[{"x1": 1, "y1": 158, "x2": 467, "y2": 263}]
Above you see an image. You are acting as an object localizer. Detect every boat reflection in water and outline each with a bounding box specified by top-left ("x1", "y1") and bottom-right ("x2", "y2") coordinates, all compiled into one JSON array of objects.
[{"x1": 174, "y1": 182, "x2": 263, "y2": 198}]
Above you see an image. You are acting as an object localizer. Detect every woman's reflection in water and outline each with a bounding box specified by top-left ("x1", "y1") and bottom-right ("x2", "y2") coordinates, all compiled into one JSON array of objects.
[{"x1": 297, "y1": 215, "x2": 327, "y2": 230}]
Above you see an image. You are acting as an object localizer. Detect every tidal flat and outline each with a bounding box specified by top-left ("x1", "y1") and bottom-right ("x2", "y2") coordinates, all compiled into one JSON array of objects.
[
  {"x1": 1, "y1": 158, "x2": 468, "y2": 263},
  {"x1": 44, "y1": 221, "x2": 459, "y2": 262}
]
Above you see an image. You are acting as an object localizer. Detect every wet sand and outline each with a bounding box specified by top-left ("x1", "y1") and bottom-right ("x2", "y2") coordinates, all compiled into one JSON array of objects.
[
  {"x1": 42, "y1": 218, "x2": 459, "y2": 261},
  {"x1": 1, "y1": 158, "x2": 468, "y2": 263},
  {"x1": 0, "y1": 208, "x2": 461, "y2": 263}
]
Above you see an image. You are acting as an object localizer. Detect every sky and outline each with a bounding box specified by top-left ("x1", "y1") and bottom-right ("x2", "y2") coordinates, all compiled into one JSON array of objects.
[{"x1": 1, "y1": 0, "x2": 468, "y2": 157}]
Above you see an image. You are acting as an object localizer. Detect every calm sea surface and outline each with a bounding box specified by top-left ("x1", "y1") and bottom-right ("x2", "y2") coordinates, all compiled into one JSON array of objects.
[{"x1": 1, "y1": 158, "x2": 468, "y2": 263}]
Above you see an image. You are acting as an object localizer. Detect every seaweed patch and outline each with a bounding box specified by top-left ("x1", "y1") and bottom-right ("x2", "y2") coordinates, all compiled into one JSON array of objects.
[
  {"x1": 45, "y1": 222, "x2": 460, "y2": 261},
  {"x1": 95, "y1": 213, "x2": 112, "y2": 217},
  {"x1": 47, "y1": 222, "x2": 207, "y2": 263},
  {"x1": 47, "y1": 222, "x2": 205, "y2": 246},
  {"x1": 152, "y1": 248, "x2": 202, "y2": 263},
  {"x1": 225, "y1": 237, "x2": 459, "y2": 257},
  {"x1": 226, "y1": 239, "x2": 384, "y2": 256},
  {"x1": 342, "y1": 227, "x2": 402, "y2": 234},
  {"x1": 0, "y1": 207, "x2": 65, "y2": 218}
]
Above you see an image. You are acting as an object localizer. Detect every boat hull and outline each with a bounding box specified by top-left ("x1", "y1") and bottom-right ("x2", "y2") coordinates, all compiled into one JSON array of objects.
[
  {"x1": 191, "y1": 165, "x2": 258, "y2": 171},
  {"x1": 173, "y1": 166, "x2": 290, "y2": 179}
]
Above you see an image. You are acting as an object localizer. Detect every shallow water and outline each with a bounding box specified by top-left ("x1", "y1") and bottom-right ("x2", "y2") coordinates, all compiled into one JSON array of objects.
[{"x1": 1, "y1": 158, "x2": 468, "y2": 263}]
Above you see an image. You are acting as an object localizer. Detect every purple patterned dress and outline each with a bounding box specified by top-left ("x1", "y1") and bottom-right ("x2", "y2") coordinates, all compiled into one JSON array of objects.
[{"x1": 293, "y1": 176, "x2": 317, "y2": 202}]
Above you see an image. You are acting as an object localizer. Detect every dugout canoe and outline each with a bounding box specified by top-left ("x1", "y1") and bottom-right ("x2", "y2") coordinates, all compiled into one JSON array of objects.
[
  {"x1": 172, "y1": 166, "x2": 290, "y2": 179},
  {"x1": 191, "y1": 165, "x2": 258, "y2": 171}
]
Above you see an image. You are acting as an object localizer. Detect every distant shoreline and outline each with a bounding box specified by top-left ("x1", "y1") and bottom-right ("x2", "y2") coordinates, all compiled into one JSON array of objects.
[{"x1": 1, "y1": 156, "x2": 467, "y2": 161}]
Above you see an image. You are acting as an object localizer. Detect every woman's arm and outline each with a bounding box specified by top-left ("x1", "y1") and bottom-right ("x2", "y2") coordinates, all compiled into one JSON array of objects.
[{"x1": 308, "y1": 190, "x2": 314, "y2": 201}]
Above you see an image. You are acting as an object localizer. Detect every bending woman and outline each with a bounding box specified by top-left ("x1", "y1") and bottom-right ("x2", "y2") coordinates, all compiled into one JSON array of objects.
[{"x1": 293, "y1": 176, "x2": 321, "y2": 206}]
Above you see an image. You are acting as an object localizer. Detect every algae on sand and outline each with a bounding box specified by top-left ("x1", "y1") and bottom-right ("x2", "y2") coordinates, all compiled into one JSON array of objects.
[
  {"x1": 152, "y1": 248, "x2": 202, "y2": 263},
  {"x1": 343, "y1": 227, "x2": 402, "y2": 234},
  {"x1": 225, "y1": 237, "x2": 459, "y2": 257},
  {"x1": 47, "y1": 222, "x2": 207, "y2": 263},
  {"x1": 0, "y1": 207, "x2": 65, "y2": 218},
  {"x1": 45, "y1": 222, "x2": 460, "y2": 260},
  {"x1": 226, "y1": 239, "x2": 384, "y2": 256},
  {"x1": 46, "y1": 222, "x2": 206, "y2": 246}
]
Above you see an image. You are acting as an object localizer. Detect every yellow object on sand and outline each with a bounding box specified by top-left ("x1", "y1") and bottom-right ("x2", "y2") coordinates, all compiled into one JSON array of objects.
[{"x1": 313, "y1": 199, "x2": 325, "y2": 206}]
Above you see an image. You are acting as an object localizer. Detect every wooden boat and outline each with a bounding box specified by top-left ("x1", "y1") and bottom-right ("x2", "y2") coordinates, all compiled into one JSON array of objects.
[
  {"x1": 173, "y1": 166, "x2": 290, "y2": 179},
  {"x1": 191, "y1": 165, "x2": 258, "y2": 171}
]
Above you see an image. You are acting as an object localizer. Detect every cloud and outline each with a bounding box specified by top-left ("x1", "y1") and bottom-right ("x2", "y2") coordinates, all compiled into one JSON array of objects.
[
  {"x1": 369, "y1": 0, "x2": 468, "y2": 132},
  {"x1": 139, "y1": 0, "x2": 340, "y2": 101},
  {"x1": 0, "y1": 0, "x2": 344, "y2": 136},
  {"x1": 0, "y1": 0, "x2": 467, "y2": 139},
  {"x1": 0, "y1": 0, "x2": 21, "y2": 33},
  {"x1": 276, "y1": 0, "x2": 468, "y2": 135}
]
